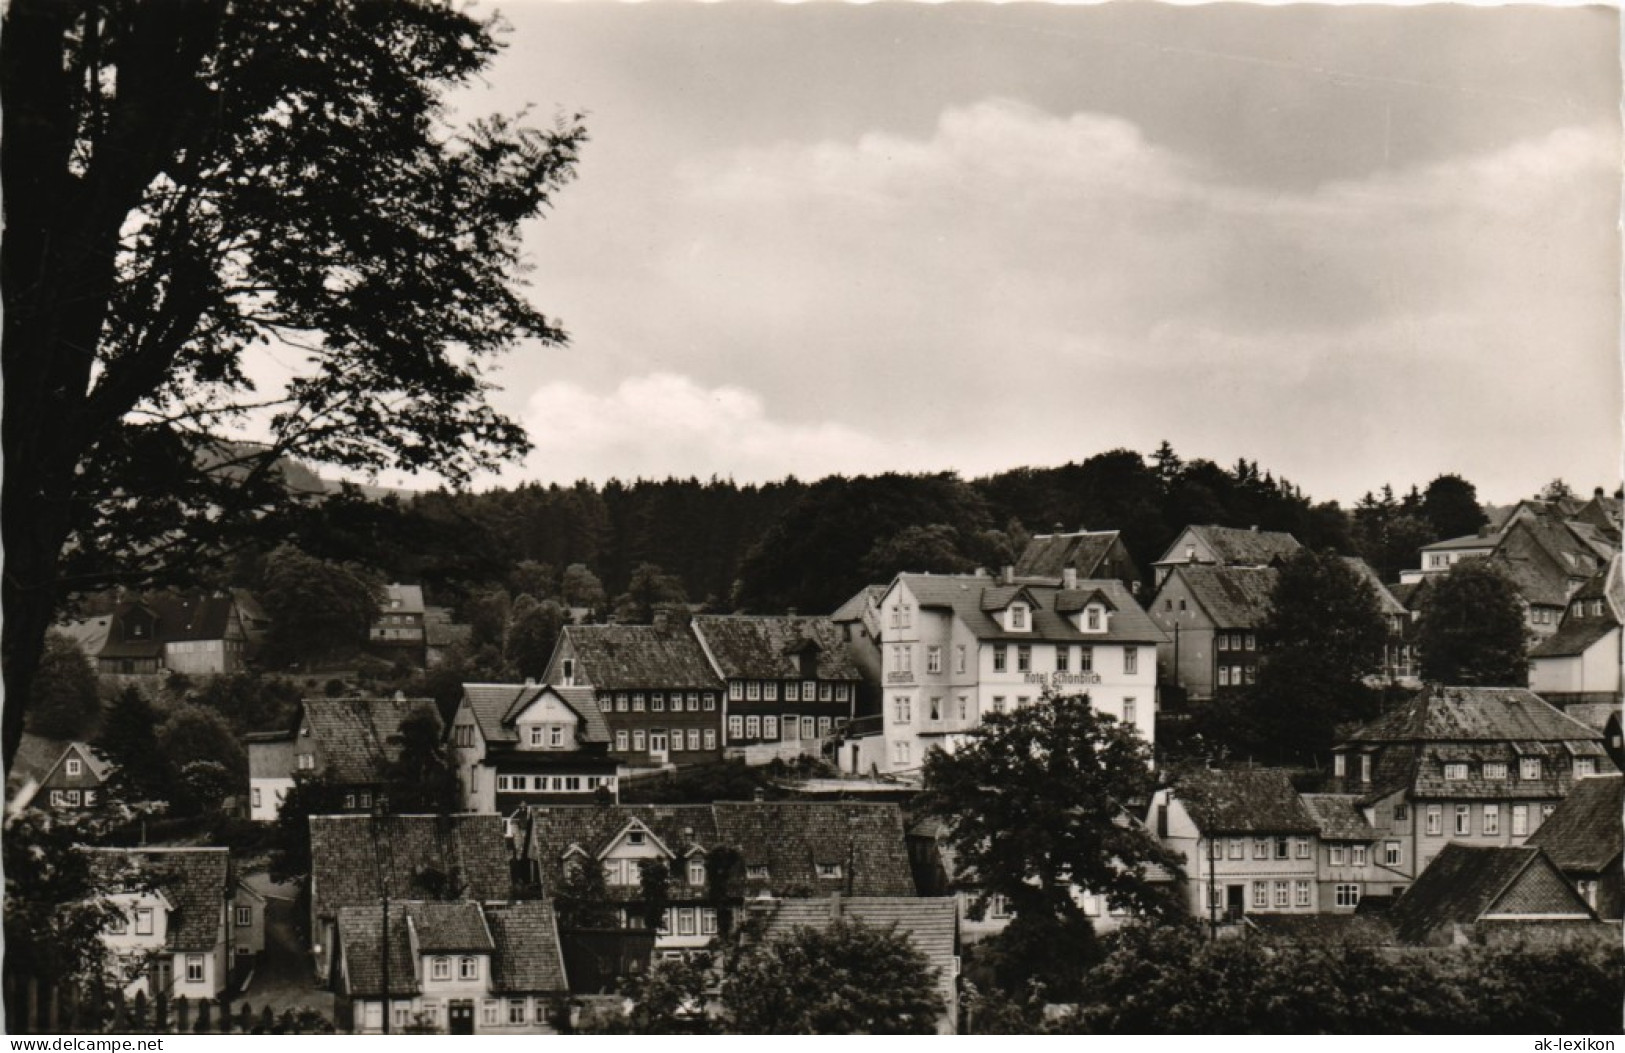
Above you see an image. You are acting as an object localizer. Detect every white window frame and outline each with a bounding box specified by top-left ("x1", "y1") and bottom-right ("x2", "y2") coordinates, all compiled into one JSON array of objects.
[
  {"x1": 785, "y1": 681, "x2": 800, "y2": 702},
  {"x1": 135, "y1": 908, "x2": 154, "y2": 936},
  {"x1": 927, "y1": 646, "x2": 942, "y2": 673},
  {"x1": 186, "y1": 955, "x2": 205, "y2": 983},
  {"x1": 1511, "y1": 804, "x2": 1529, "y2": 836},
  {"x1": 1483, "y1": 805, "x2": 1499, "y2": 836},
  {"x1": 1443, "y1": 762, "x2": 1469, "y2": 781},
  {"x1": 704, "y1": 729, "x2": 717, "y2": 750},
  {"x1": 1426, "y1": 805, "x2": 1442, "y2": 836},
  {"x1": 65, "y1": 758, "x2": 82, "y2": 777},
  {"x1": 1336, "y1": 883, "x2": 1361, "y2": 908},
  {"x1": 1455, "y1": 804, "x2": 1471, "y2": 835},
  {"x1": 431, "y1": 956, "x2": 451, "y2": 980},
  {"x1": 1329, "y1": 844, "x2": 1345, "y2": 866},
  {"x1": 615, "y1": 730, "x2": 629, "y2": 752},
  {"x1": 1521, "y1": 757, "x2": 1542, "y2": 780},
  {"x1": 236, "y1": 906, "x2": 252, "y2": 927},
  {"x1": 1384, "y1": 841, "x2": 1401, "y2": 865},
  {"x1": 1482, "y1": 762, "x2": 1507, "y2": 780},
  {"x1": 1352, "y1": 845, "x2": 1367, "y2": 866},
  {"x1": 1294, "y1": 880, "x2": 1311, "y2": 907},
  {"x1": 746, "y1": 680, "x2": 761, "y2": 701},
  {"x1": 1124, "y1": 647, "x2": 1138, "y2": 675},
  {"x1": 459, "y1": 956, "x2": 478, "y2": 980},
  {"x1": 689, "y1": 859, "x2": 706, "y2": 885}
]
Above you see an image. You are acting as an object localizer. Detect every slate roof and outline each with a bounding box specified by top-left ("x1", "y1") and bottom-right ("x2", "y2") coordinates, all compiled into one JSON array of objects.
[
  {"x1": 89, "y1": 847, "x2": 230, "y2": 952},
  {"x1": 55, "y1": 615, "x2": 113, "y2": 658},
  {"x1": 1388, "y1": 582, "x2": 1427, "y2": 611},
  {"x1": 99, "y1": 593, "x2": 243, "y2": 658},
  {"x1": 411, "y1": 900, "x2": 495, "y2": 952},
  {"x1": 523, "y1": 801, "x2": 915, "y2": 899},
  {"x1": 830, "y1": 585, "x2": 887, "y2": 623},
  {"x1": 1159, "y1": 525, "x2": 1302, "y2": 566},
  {"x1": 1341, "y1": 687, "x2": 1602, "y2": 745},
  {"x1": 1299, "y1": 794, "x2": 1375, "y2": 841},
  {"x1": 336, "y1": 903, "x2": 420, "y2": 998},
  {"x1": 1387, "y1": 844, "x2": 1591, "y2": 944},
  {"x1": 1530, "y1": 617, "x2": 1619, "y2": 659},
  {"x1": 1559, "y1": 703, "x2": 1619, "y2": 736},
  {"x1": 1168, "y1": 565, "x2": 1279, "y2": 629},
  {"x1": 1338, "y1": 557, "x2": 1408, "y2": 616},
  {"x1": 461, "y1": 683, "x2": 611, "y2": 745},
  {"x1": 1014, "y1": 531, "x2": 1124, "y2": 579},
  {"x1": 751, "y1": 897, "x2": 957, "y2": 1021},
  {"x1": 302, "y1": 697, "x2": 434, "y2": 784},
  {"x1": 690, "y1": 616, "x2": 861, "y2": 680},
  {"x1": 485, "y1": 901, "x2": 570, "y2": 994},
  {"x1": 894, "y1": 575, "x2": 1164, "y2": 644},
  {"x1": 1491, "y1": 554, "x2": 1570, "y2": 608},
  {"x1": 310, "y1": 814, "x2": 512, "y2": 924},
  {"x1": 561, "y1": 625, "x2": 723, "y2": 692},
  {"x1": 1572, "y1": 556, "x2": 1625, "y2": 612},
  {"x1": 382, "y1": 584, "x2": 425, "y2": 615},
  {"x1": 1173, "y1": 768, "x2": 1318, "y2": 835},
  {"x1": 1526, "y1": 775, "x2": 1625, "y2": 873},
  {"x1": 1247, "y1": 913, "x2": 1394, "y2": 946}
]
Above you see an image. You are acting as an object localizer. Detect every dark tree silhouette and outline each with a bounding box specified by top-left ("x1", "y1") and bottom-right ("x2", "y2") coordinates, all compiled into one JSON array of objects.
[{"x1": 2, "y1": 0, "x2": 586, "y2": 769}]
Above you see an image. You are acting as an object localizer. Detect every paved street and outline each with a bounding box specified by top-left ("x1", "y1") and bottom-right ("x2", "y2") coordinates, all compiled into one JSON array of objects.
[{"x1": 239, "y1": 876, "x2": 334, "y2": 1021}]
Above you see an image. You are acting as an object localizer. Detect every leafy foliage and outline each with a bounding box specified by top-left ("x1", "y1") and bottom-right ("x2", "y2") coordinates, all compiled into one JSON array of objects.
[
  {"x1": 721, "y1": 917, "x2": 945, "y2": 1034},
  {"x1": 555, "y1": 857, "x2": 619, "y2": 930},
  {"x1": 3, "y1": 0, "x2": 586, "y2": 768},
  {"x1": 1054, "y1": 923, "x2": 1624, "y2": 1034},
  {"x1": 158, "y1": 705, "x2": 247, "y2": 787},
  {"x1": 25, "y1": 632, "x2": 102, "y2": 740},
  {"x1": 1416, "y1": 560, "x2": 1529, "y2": 685},
  {"x1": 94, "y1": 686, "x2": 170, "y2": 802},
  {"x1": 920, "y1": 691, "x2": 1185, "y2": 937},
  {"x1": 259, "y1": 543, "x2": 384, "y2": 666},
  {"x1": 1240, "y1": 549, "x2": 1388, "y2": 763}
]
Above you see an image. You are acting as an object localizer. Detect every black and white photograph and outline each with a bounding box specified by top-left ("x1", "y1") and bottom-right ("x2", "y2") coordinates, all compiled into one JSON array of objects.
[{"x1": 2, "y1": 0, "x2": 1621, "y2": 1037}]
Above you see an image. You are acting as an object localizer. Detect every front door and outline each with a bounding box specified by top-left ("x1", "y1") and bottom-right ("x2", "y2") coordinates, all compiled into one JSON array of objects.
[
  {"x1": 448, "y1": 1000, "x2": 474, "y2": 1035},
  {"x1": 1226, "y1": 884, "x2": 1245, "y2": 921}
]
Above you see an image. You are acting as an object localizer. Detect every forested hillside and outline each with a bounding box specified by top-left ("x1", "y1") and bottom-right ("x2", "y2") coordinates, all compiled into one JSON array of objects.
[{"x1": 207, "y1": 442, "x2": 1531, "y2": 622}]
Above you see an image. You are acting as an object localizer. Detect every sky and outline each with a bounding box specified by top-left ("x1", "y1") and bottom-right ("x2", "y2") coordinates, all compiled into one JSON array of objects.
[{"x1": 411, "y1": 0, "x2": 1620, "y2": 507}]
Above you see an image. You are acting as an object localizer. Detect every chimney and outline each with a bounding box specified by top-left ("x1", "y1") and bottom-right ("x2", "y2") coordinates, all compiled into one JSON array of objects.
[
  {"x1": 787, "y1": 607, "x2": 798, "y2": 617},
  {"x1": 1062, "y1": 566, "x2": 1077, "y2": 590},
  {"x1": 752, "y1": 787, "x2": 765, "y2": 802},
  {"x1": 524, "y1": 677, "x2": 537, "y2": 687},
  {"x1": 652, "y1": 610, "x2": 669, "y2": 631},
  {"x1": 1250, "y1": 525, "x2": 1259, "y2": 533},
  {"x1": 393, "y1": 690, "x2": 406, "y2": 702},
  {"x1": 1001, "y1": 565, "x2": 1014, "y2": 585}
]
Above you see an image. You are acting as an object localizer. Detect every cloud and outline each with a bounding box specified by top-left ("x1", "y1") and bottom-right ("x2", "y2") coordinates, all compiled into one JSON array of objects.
[{"x1": 513, "y1": 372, "x2": 904, "y2": 484}]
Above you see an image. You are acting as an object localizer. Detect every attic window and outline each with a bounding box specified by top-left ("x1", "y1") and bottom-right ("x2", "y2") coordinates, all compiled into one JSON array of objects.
[
  {"x1": 627, "y1": 830, "x2": 646, "y2": 846},
  {"x1": 1086, "y1": 608, "x2": 1101, "y2": 631},
  {"x1": 746, "y1": 865, "x2": 769, "y2": 880},
  {"x1": 65, "y1": 759, "x2": 82, "y2": 777},
  {"x1": 817, "y1": 863, "x2": 842, "y2": 879},
  {"x1": 1009, "y1": 605, "x2": 1027, "y2": 630}
]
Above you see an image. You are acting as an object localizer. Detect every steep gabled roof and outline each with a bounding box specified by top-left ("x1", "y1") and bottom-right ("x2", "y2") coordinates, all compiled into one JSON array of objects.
[
  {"x1": 522, "y1": 802, "x2": 915, "y2": 899},
  {"x1": 310, "y1": 814, "x2": 512, "y2": 924},
  {"x1": 486, "y1": 900, "x2": 570, "y2": 994},
  {"x1": 409, "y1": 900, "x2": 495, "y2": 953},
  {"x1": 89, "y1": 847, "x2": 230, "y2": 952},
  {"x1": 831, "y1": 585, "x2": 887, "y2": 624},
  {"x1": 462, "y1": 683, "x2": 611, "y2": 745},
  {"x1": 1014, "y1": 530, "x2": 1125, "y2": 579},
  {"x1": 561, "y1": 625, "x2": 723, "y2": 692},
  {"x1": 894, "y1": 575, "x2": 1164, "y2": 644},
  {"x1": 1387, "y1": 844, "x2": 1593, "y2": 944},
  {"x1": 690, "y1": 616, "x2": 861, "y2": 680},
  {"x1": 381, "y1": 584, "x2": 425, "y2": 615},
  {"x1": 1341, "y1": 687, "x2": 1602, "y2": 745},
  {"x1": 1173, "y1": 768, "x2": 1317, "y2": 835},
  {"x1": 302, "y1": 697, "x2": 433, "y2": 784},
  {"x1": 1529, "y1": 617, "x2": 1618, "y2": 659},
  {"x1": 1300, "y1": 794, "x2": 1375, "y2": 841},
  {"x1": 336, "y1": 902, "x2": 421, "y2": 998},
  {"x1": 1167, "y1": 565, "x2": 1278, "y2": 629},
  {"x1": 42, "y1": 742, "x2": 115, "y2": 785},
  {"x1": 1158, "y1": 525, "x2": 1302, "y2": 566},
  {"x1": 1526, "y1": 775, "x2": 1625, "y2": 873}
]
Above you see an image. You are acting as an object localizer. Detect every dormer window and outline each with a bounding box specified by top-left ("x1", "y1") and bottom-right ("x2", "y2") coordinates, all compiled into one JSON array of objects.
[
  {"x1": 1009, "y1": 604, "x2": 1027, "y2": 630},
  {"x1": 628, "y1": 830, "x2": 646, "y2": 846},
  {"x1": 747, "y1": 865, "x2": 769, "y2": 880},
  {"x1": 1084, "y1": 607, "x2": 1103, "y2": 632}
]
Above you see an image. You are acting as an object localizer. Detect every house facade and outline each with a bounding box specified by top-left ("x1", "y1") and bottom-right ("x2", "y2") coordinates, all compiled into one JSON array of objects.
[
  {"x1": 543, "y1": 625, "x2": 725, "y2": 770},
  {"x1": 1149, "y1": 769, "x2": 1320, "y2": 923},
  {"x1": 370, "y1": 584, "x2": 428, "y2": 664},
  {"x1": 1299, "y1": 794, "x2": 1384, "y2": 913},
  {"x1": 519, "y1": 801, "x2": 916, "y2": 956},
  {"x1": 448, "y1": 683, "x2": 619, "y2": 813},
  {"x1": 247, "y1": 696, "x2": 437, "y2": 821},
  {"x1": 1324, "y1": 686, "x2": 1616, "y2": 898},
  {"x1": 1529, "y1": 556, "x2": 1622, "y2": 706},
  {"x1": 1146, "y1": 565, "x2": 1275, "y2": 703},
  {"x1": 34, "y1": 742, "x2": 113, "y2": 812},
  {"x1": 1387, "y1": 843, "x2": 1603, "y2": 947},
  {"x1": 308, "y1": 814, "x2": 514, "y2": 983},
  {"x1": 1149, "y1": 525, "x2": 1301, "y2": 587},
  {"x1": 97, "y1": 593, "x2": 252, "y2": 676},
  {"x1": 333, "y1": 900, "x2": 568, "y2": 1035},
  {"x1": 88, "y1": 847, "x2": 257, "y2": 1001},
  {"x1": 859, "y1": 571, "x2": 1161, "y2": 775},
  {"x1": 690, "y1": 615, "x2": 860, "y2": 762},
  {"x1": 1526, "y1": 774, "x2": 1624, "y2": 920}
]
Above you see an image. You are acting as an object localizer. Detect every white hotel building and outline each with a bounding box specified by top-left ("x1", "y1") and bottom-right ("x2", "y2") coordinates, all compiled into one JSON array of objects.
[{"x1": 858, "y1": 569, "x2": 1165, "y2": 774}]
